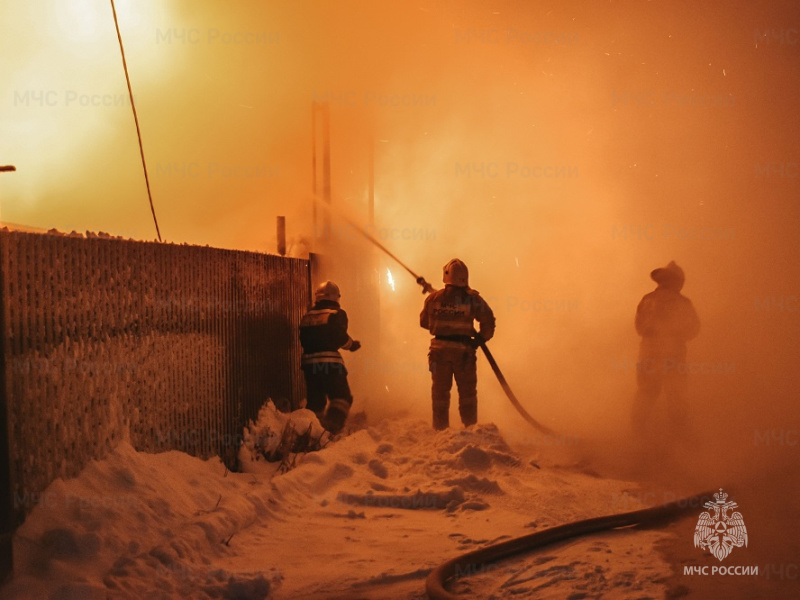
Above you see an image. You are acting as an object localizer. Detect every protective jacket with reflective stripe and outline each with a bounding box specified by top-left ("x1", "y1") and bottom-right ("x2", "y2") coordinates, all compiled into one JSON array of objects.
[
  {"x1": 420, "y1": 285, "x2": 495, "y2": 344},
  {"x1": 300, "y1": 300, "x2": 354, "y2": 366}
]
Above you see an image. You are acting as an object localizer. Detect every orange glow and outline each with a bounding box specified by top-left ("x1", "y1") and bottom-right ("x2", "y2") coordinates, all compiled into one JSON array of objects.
[{"x1": 1, "y1": 4, "x2": 798, "y2": 594}]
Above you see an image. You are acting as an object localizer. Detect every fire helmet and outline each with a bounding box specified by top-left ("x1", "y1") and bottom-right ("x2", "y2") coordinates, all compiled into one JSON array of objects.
[
  {"x1": 314, "y1": 280, "x2": 341, "y2": 302},
  {"x1": 443, "y1": 258, "x2": 469, "y2": 287},
  {"x1": 650, "y1": 261, "x2": 685, "y2": 290}
]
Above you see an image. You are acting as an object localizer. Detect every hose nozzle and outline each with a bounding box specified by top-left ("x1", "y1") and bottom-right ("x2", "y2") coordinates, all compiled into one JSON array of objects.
[{"x1": 416, "y1": 277, "x2": 435, "y2": 294}]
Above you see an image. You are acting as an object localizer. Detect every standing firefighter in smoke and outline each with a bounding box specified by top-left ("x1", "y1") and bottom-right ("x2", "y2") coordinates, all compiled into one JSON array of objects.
[
  {"x1": 299, "y1": 281, "x2": 361, "y2": 434},
  {"x1": 421, "y1": 259, "x2": 495, "y2": 430},
  {"x1": 633, "y1": 261, "x2": 700, "y2": 433}
]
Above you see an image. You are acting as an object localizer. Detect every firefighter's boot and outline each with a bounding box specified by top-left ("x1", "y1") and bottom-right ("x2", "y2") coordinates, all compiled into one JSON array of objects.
[{"x1": 324, "y1": 398, "x2": 351, "y2": 434}]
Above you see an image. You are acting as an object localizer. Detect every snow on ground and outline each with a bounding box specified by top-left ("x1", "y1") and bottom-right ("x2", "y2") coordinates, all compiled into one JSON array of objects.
[
  {"x1": 2, "y1": 402, "x2": 676, "y2": 599},
  {"x1": 447, "y1": 529, "x2": 673, "y2": 599}
]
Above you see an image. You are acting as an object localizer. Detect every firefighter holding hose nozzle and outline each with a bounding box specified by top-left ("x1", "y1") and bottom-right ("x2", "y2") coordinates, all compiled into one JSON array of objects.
[
  {"x1": 300, "y1": 281, "x2": 361, "y2": 434},
  {"x1": 420, "y1": 259, "x2": 495, "y2": 430}
]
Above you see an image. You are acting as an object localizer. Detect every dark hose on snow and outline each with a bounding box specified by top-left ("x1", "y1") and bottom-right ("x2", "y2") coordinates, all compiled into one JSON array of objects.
[
  {"x1": 478, "y1": 341, "x2": 555, "y2": 436},
  {"x1": 425, "y1": 490, "x2": 715, "y2": 600}
]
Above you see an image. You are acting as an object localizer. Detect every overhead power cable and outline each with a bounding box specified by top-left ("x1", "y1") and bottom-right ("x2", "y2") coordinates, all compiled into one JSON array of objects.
[{"x1": 110, "y1": 0, "x2": 162, "y2": 242}]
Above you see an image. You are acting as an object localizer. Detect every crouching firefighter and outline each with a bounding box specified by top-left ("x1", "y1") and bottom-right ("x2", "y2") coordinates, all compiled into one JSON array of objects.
[
  {"x1": 420, "y1": 259, "x2": 495, "y2": 430},
  {"x1": 300, "y1": 281, "x2": 361, "y2": 434}
]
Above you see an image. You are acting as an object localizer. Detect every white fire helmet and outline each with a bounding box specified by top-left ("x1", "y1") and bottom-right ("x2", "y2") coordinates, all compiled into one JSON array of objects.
[
  {"x1": 442, "y1": 258, "x2": 469, "y2": 287},
  {"x1": 314, "y1": 280, "x2": 341, "y2": 302}
]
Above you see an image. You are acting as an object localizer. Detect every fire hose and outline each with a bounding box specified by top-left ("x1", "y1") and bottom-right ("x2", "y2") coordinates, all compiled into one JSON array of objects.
[
  {"x1": 425, "y1": 490, "x2": 716, "y2": 599},
  {"x1": 477, "y1": 341, "x2": 555, "y2": 436},
  {"x1": 310, "y1": 199, "x2": 713, "y2": 598},
  {"x1": 313, "y1": 194, "x2": 555, "y2": 434}
]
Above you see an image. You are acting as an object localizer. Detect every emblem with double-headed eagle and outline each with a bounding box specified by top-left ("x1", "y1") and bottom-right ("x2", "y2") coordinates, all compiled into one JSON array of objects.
[{"x1": 693, "y1": 488, "x2": 748, "y2": 561}]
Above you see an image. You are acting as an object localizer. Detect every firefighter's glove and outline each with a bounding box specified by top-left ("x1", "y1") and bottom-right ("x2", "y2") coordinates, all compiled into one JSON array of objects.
[
  {"x1": 469, "y1": 334, "x2": 485, "y2": 349},
  {"x1": 349, "y1": 340, "x2": 362, "y2": 352},
  {"x1": 416, "y1": 277, "x2": 435, "y2": 294}
]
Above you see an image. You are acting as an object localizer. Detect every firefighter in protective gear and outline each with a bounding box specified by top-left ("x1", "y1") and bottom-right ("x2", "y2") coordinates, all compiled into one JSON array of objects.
[
  {"x1": 420, "y1": 259, "x2": 496, "y2": 430},
  {"x1": 299, "y1": 281, "x2": 361, "y2": 434},
  {"x1": 632, "y1": 261, "x2": 700, "y2": 431}
]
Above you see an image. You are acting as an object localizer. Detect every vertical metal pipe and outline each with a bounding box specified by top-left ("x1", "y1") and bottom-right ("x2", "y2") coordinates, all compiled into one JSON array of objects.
[
  {"x1": 277, "y1": 216, "x2": 286, "y2": 256},
  {"x1": 311, "y1": 102, "x2": 318, "y2": 243},
  {"x1": 322, "y1": 102, "x2": 332, "y2": 243},
  {"x1": 368, "y1": 135, "x2": 375, "y2": 227}
]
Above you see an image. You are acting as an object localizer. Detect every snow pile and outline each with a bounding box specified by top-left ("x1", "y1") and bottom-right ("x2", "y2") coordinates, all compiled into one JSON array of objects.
[
  {"x1": 5, "y1": 442, "x2": 281, "y2": 599},
  {"x1": 311, "y1": 424, "x2": 518, "y2": 514},
  {"x1": 3, "y1": 401, "x2": 679, "y2": 599},
  {"x1": 243, "y1": 417, "x2": 661, "y2": 598},
  {"x1": 238, "y1": 401, "x2": 328, "y2": 475}
]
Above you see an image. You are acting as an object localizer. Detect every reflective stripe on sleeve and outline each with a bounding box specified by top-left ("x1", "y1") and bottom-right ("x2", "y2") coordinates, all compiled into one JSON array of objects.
[{"x1": 302, "y1": 350, "x2": 344, "y2": 365}]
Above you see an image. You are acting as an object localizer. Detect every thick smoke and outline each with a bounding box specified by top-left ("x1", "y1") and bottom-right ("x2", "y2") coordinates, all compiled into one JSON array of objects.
[{"x1": 2, "y1": 0, "x2": 798, "y2": 567}]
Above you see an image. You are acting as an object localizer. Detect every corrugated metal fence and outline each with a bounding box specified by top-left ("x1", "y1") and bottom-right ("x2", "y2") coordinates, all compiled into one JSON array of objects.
[{"x1": 0, "y1": 230, "x2": 310, "y2": 532}]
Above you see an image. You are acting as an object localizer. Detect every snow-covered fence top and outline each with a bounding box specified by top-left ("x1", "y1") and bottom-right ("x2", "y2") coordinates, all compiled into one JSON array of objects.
[{"x1": 0, "y1": 229, "x2": 310, "y2": 526}]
